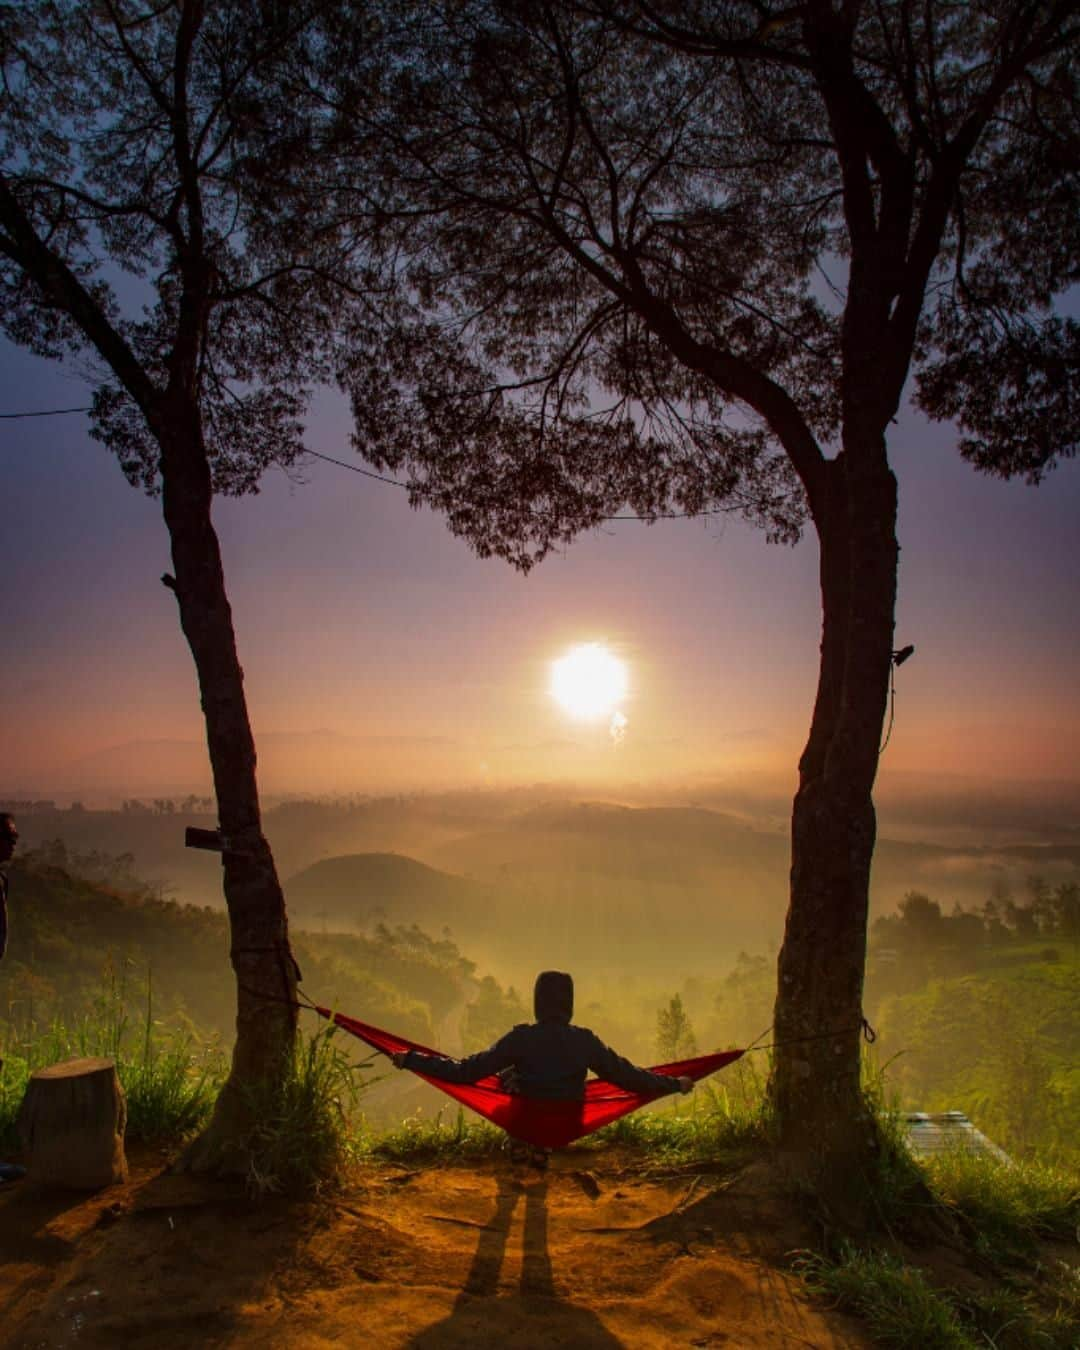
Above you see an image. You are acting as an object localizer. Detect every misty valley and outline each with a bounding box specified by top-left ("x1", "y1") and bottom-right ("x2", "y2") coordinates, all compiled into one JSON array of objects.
[{"x1": 3, "y1": 792, "x2": 1077, "y2": 1165}]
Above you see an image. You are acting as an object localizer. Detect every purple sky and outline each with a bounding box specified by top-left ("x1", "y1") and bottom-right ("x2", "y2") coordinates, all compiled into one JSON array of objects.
[{"x1": 2, "y1": 334, "x2": 1078, "y2": 805}]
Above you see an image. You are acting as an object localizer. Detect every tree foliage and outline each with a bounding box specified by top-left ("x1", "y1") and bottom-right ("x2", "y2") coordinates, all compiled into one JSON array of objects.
[
  {"x1": 0, "y1": 0, "x2": 354, "y2": 489},
  {"x1": 314, "y1": 0, "x2": 1079, "y2": 567},
  {"x1": 656, "y1": 991, "x2": 698, "y2": 1059}
]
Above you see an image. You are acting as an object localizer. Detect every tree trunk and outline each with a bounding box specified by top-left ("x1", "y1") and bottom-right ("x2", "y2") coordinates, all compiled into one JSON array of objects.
[
  {"x1": 152, "y1": 401, "x2": 299, "y2": 1175},
  {"x1": 771, "y1": 446, "x2": 898, "y2": 1189},
  {"x1": 18, "y1": 1057, "x2": 128, "y2": 1189}
]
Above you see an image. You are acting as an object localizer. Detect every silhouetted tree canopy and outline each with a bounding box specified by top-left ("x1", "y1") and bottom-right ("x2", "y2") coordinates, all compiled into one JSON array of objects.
[
  {"x1": 311, "y1": 0, "x2": 1078, "y2": 568},
  {"x1": 0, "y1": 0, "x2": 360, "y2": 493}
]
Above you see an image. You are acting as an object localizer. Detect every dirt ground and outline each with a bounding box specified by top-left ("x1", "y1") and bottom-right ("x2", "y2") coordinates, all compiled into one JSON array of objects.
[{"x1": 0, "y1": 1148, "x2": 871, "y2": 1349}]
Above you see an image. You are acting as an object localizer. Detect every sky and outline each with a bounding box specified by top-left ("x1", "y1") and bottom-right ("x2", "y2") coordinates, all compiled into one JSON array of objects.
[{"x1": 1, "y1": 333, "x2": 1078, "y2": 809}]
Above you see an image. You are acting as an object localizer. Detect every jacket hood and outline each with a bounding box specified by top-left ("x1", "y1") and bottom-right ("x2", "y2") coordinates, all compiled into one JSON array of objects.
[{"x1": 534, "y1": 970, "x2": 573, "y2": 1024}]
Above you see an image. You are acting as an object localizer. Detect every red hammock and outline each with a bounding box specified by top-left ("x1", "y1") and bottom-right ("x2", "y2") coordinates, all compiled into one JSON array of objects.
[{"x1": 315, "y1": 1006, "x2": 746, "y2": 1150}]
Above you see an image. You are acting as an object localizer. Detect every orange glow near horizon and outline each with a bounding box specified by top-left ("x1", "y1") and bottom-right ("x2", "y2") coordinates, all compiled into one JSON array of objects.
[{"x1": 2, "y1": 336, "x2": 1078, "y2": 809}]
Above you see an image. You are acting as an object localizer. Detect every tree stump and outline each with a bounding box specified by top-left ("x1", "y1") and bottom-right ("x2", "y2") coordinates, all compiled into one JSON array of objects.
[{"x1": 18, "y1": 1057, "x2": 128, "y2": 1189}]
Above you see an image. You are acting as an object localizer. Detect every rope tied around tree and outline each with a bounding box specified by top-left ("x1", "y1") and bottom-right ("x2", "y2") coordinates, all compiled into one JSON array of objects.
[{"x1": 230, "y1": 940, "x2": 304, "y2": 1005}]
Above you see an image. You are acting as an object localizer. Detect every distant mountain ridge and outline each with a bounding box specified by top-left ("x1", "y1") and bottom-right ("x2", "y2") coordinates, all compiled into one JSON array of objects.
[{"x1": 11, "y1": 794, "x2": 1078, "y2": 983}]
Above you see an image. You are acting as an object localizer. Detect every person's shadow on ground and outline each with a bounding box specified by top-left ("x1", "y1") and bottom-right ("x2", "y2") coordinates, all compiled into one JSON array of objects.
[{"x1": 408, "y1": 1169, "x2": 623, "y2": 1347}]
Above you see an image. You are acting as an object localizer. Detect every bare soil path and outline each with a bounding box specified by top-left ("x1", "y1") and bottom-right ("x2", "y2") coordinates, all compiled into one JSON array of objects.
[{"x1": 0, "y1": 1149, "x2": 868, "y2": 1348}]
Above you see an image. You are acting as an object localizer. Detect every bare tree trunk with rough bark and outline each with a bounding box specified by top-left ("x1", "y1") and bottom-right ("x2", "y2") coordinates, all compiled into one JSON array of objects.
[
  {"x1": 772, "y1": 444, "x2": 899, "y2": 1190},
  {"x1": 153, "y1": 406, "x2": 300, "y2": 1174}
]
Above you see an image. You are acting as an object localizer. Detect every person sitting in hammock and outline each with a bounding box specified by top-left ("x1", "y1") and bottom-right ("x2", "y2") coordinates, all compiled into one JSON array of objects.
[{"x1": 392, "y1": 970, "x2": 693, "y2": 1103}]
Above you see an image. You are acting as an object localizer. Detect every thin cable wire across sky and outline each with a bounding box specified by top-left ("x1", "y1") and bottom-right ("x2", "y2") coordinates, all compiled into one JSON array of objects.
[
  {"x1": 3, "y1": 403, "x2": 725, "y2": 522},
  {"x1": 0, "y1": 405, "x2": 94, "y2": 419}
]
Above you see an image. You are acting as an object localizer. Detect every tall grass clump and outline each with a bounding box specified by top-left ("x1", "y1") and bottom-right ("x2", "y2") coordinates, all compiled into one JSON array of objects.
[
  {"x1": 794, "y1": 1246, "x2": 976, "y2": 1349},
  {"x1": 1, "y1": 964, "x2": 225, "y2": 1147},
  {"x1": 797, "y1": 1242, "x2": 1080, "y2": 1350},
  {"x1": 844, "y1": 1052, "x2": 942, "y2": 1230},
  {"x1": 922, "y1": 1147, "x2": 1080, "y2": 1257},
  {"x1": 241, "y1": 1022, "x2": 371, "y2": 1196}
]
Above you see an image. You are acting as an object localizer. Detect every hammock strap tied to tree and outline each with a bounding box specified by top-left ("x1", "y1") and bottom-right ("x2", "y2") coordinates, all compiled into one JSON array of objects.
[{"x1": 313, "y1": 1005, "x2": 746, "y2": 1149}]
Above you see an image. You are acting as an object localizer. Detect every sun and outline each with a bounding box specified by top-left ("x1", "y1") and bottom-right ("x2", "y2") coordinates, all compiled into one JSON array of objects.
[{"x1": 551, "y1": 643, "x2": 628, "y2": 721}]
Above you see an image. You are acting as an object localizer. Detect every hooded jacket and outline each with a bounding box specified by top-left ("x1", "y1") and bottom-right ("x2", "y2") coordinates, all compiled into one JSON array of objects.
[{"x1": 403, "y1": 970, "x2": 680, "y2": 1100}]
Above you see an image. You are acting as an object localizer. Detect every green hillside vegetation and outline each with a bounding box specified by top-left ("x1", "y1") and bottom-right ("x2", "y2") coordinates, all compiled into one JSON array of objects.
[
  {"x1": 5, "y1": 844, "x2": 1077, "y2": 1168},
  {"x1": 635, "y1": 882, "x2": 1080, "y2": 1167},
  {"x1": 0, "y1": 851, "x2": 495, "y2": 1053},
  {"x1": 869, "y1": 884, "x2": 1080, "y2": 1164},
  {"x1": 2, "y1": 853, "x2": 1078, "y2": 1347}
]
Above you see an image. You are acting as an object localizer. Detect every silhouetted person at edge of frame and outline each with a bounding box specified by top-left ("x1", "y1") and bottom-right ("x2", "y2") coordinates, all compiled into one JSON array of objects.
[
  {"x1": 392, "y1": 970, "x2": 693, "y2": 1166},
  {"x1": 0, "y1": 814, "x2": 26, "y2": 1185}
]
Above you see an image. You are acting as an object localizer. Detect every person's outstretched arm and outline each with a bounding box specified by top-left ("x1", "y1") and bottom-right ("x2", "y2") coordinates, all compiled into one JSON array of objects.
[
  {"x1": 586, "y1": 1033, "x2": 692, "y2": 1096},
  {"x1": 391, "y1": 1029, "x2": 520, "y2": 1084}
]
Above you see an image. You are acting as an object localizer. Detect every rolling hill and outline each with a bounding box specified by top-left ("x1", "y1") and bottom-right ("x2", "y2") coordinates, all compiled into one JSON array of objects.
[
  {"x1": 12, "y1": 795, "x2": 1078, "y2": 988},
  {"x1": 282, "y1": 829, "x2": 786, "y2": 984},
  {"x1": 284, "y1": 851, "x2": 495, "y2": 934}
]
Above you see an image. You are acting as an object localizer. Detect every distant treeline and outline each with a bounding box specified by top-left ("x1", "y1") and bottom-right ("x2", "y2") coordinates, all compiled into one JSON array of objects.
[
  {"x1": 19, "y1": 838, "x2": 150, "y2": 891},
  {"x1": 872, "y1": 881, "x2": 1080, "y2": 968},
  {"x1": 119, "y1": 797, "x2": 217, "y2": 815}
]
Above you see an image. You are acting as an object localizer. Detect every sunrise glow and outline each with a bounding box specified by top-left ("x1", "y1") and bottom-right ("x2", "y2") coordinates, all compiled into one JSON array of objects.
[{"x1": 550, "y1": 643, "x2": 628, "y2": 721}]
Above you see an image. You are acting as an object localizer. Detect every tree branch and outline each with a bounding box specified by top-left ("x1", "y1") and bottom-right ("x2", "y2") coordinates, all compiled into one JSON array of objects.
[{"x1": 0, "y1": 175, "x2": 157, "y2": 414}]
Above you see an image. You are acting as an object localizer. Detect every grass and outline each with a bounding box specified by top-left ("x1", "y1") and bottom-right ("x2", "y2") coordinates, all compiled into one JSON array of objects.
[
  {"x1": 793, "y1": 1136, "x2": 1080, "y2": 1349},
  {"x1": 586, "y1": 1070, "x2": 772, "y2": 1163},
  {"x1": 360, "y1": 1106, "x2": 506, "y2": 1163},
  {"x1": 923, "y1": 1147, "x2": 1080, "y2": 1256},
  {"x1": 3, "y1": 970, "x2": 1078, "y2": 1347},
  {"x1": 959, "y1": 1282, "x2": 1080, "y2": 1350},
  {"x1": 1, "y1": 964, "x2": 225, "y2": 1147},
  {"x1": 1, "y1": 966, "x2": 379, "y2": 1195},
  {"x1": 796, "y1": 1239, "x2": 1080, "y2": 1350},
  {"x1": 784, "y1": 1062, "x2": 1080, "y2": 1347},
  {"x1": 240, "y1": 1021, "x2": 373, "y2": 1195},
  {"x1": 794, "y1": 1245, "x2": 974, "y2": 1348}
]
